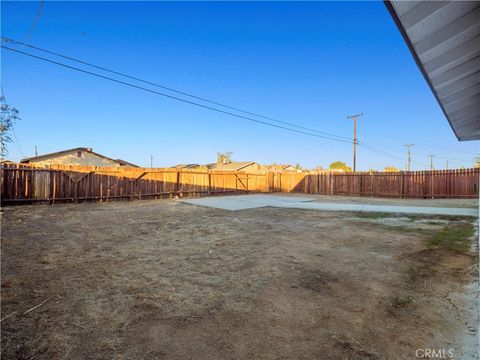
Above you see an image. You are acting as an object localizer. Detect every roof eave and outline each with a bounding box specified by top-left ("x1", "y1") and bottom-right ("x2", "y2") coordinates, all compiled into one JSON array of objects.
[{"x1": 384, "y1": 0, "x2": 462, "y2": 141}]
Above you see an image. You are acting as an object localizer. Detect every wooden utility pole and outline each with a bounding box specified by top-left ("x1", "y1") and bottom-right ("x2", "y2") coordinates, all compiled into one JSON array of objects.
[
  {"x1": 428, "y1": 154, "x2": 435, "y2": 170},
  {"x1": 347, "y1": 113, "x2": 363, "y2": 172},
  {"x1": 404, "y1": 144, "x2": 414, "y2": 171},
  {"x1": 35, "y1": 146, "x2": 38, "y2": 156}
]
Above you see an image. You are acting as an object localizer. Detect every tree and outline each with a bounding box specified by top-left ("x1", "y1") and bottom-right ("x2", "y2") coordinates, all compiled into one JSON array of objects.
[
  {"x1": 217, "y1": 151, "x2": 233, "y2": 164},
  {"x1": 329, "y1": 161, "x2": 352, "y2": 172},
  {"x1": 474, "y1": 156, "x2": 480, "y2": 168},
  {"x1": 384, "y1": 166, "x2": 400, "y2": 172},
  {"x1": 295, "y1": 163, "x2": 302, "y2": 170},
  {"x1": 0, "y1": 96, "x2": 20, "y2": 158}
]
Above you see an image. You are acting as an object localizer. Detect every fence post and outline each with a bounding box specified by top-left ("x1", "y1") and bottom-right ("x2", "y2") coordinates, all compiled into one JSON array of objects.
[
  {"x1": 400, "y1": 171, "x2": 404, "y2": 198},
  {"x1": 175, "y1": 171, "x2": 180, "y2": 198},
  {"x1": 330, "y1": 173, "x2": 334, "y2": 195},
  {"x1": 431, "y1": 170, "x2": 434, "y2": 199},
  {"x1": 0, "y1": 166, "x2": 4, "y2": 206},
  {"x1": 74, "y1": 180, "x2": 78, "y2": 204},
  {"x1": 208, "y1": 172, "x2": 212, "y2": 196},
  {"x1": 106, "y1": 176, "x2": 110, "y2": 202},
  {"x1": 130, "y1": 179, "x2": 135, "y2": 201}
]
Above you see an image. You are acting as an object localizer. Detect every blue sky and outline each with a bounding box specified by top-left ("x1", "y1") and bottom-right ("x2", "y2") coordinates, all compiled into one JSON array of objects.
[{"x1": 1, "y1": 1, "x2": 478, "y2": 169}]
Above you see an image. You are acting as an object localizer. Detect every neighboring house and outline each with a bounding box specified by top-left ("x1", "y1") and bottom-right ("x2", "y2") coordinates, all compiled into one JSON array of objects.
[
  {"x1": 266, "y1": 164, "x2": 297, "y2": 172},
  {"x1": 115, "y1": 159, "x2": 139, "y2": 168},
  {"x1": 209, "y1": 161, "x2": 267, "y2": 172},
  {"x1": 20, "y1": 147, "x2": 138, "y2": 168},
  {"x1": 172, "y1": 164, "x2": 201, "y2": 169}
]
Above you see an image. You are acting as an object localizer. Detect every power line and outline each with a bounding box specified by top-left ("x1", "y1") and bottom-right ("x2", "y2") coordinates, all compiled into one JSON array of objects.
[
  {"x1": 357, "y1": 141, "x2": 404, "y2": 161},
  {"x1": 3, "y1": 41, "x2": 419, "y2": 165},
  {"x1": 361, "y1": 131, "x2": 478, "y2": 156},
  {"x1": 1, "y1": 36, "x2": 353, "y2": 142},
  {"x1": 414, "y1": 142, "x2": 477, "y2": 156},
  {"x1": 2, "y1": 44, "x2": 356, "y2": 145},
  {"x1": 357, "y1": 141, "x2": 431, "y2": 168},
  {"x1": 2, "y1": 39, "x2": 464, "y2": 169},
  {"x1": 434, "y1": 155, "x2": 471, "y2": 163},
  {"x1": 358, "y1": 136, "x2": 469, "y2": 167},
  {"x1": 25, "y1": 0, "x2": 45, "y2": 42}
]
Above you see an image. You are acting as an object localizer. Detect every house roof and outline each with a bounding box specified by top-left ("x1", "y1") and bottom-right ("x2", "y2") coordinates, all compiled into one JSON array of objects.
[
  {"x1": 115, "y1": 159, "x2": 139, "y2": 168},
  {"x1": 21, "y1": 147, "x2": 121, "y2": 165},
  {"x1": 385, "y1": 1, "x2": 480, "y2": 141},
  {"x1": 266, "y1": 164, "x2": 295, "y2": 171},
  {"x1": 172, "y1": 164, "x2": 201, "y2": 169},
  {"x1": 209, "y1": 161, "x2": 256, "y2": 171}
]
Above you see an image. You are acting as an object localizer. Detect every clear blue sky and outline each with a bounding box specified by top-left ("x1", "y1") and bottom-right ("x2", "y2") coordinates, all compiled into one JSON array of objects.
[{"x1": 1, "y1": 1, "x2": 478, "y2": 169}]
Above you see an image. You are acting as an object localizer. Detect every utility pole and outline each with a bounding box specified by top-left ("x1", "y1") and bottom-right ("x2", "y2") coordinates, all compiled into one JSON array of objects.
[
  {"x1": 150, "y1": 155, "x2": 153, "y2": 168},
  {"x1": 347, "y1": 113, "x2": 363, "y2": 172},
  {"x1": 428, "y1": 154, "x2": 435, "y2": 170},
  {"x1": 446, "y1": 160, "x2": 449, "y2": 170},
  {"x1": 34, "y1": 146, "x2": 38, "y2": 156},
  {"x1": 403, "y1": 144, "x2": 414, "y2": 172}
]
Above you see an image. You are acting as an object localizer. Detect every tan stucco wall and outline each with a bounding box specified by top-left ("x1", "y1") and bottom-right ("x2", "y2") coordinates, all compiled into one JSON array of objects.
[{"x1": 29, "y1": 151, "x2": 120, "y2": 167}]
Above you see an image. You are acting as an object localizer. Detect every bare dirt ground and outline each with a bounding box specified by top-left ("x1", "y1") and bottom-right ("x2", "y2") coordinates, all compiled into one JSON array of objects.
[{"x1": 1, "y1": 199, "x2": 478, "y2": 360}]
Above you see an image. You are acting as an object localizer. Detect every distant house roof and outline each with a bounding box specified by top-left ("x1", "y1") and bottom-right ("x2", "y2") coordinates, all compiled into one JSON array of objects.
[
  {"x1": 210, "y1": 161, "x2": 257, "y2": 171},
  {"x1": 20, "y1": 147, "x2": 135, "y2": 167},
  {"x1": 115, "y1": 159, "x2": 139, "y2": 168},
  {"x1": 266, "y1": 164, "x2": 296, "y2": 171},
  {"x1": 172, "y1": 164, "x2": 201, "y2": 169}
]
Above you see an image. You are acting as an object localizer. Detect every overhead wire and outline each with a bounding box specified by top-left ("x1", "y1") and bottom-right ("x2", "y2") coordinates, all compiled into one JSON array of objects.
[
  {"x1": 2, "y1": 44, "x2": 356, "y2": 145},
  {"x1": 1, "y1": 36, "x2": 353, "y2": 142},
  {"x1": 360, "y1": 130, "x2": 478, "y2": 156},
  {"x1": 2, "y1": 38, "x2": 472, "y2": 168},
  {"x1": 25, "y1": 0, "x2": 45, "y2": 42}
]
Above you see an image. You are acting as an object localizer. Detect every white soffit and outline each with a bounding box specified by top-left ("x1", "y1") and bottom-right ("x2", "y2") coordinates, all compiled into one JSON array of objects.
[{"x1": 386, "y1": 1, "x2": 480, "y2": 141}]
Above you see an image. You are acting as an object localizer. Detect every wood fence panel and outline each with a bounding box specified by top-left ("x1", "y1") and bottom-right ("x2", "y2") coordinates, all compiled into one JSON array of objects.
[{"x1": 1, "y1": 164, "x2": 478, "y2": 204}]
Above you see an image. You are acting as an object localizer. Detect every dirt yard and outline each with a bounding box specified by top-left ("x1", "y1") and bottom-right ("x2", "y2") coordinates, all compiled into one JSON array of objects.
[{"x1": 1, "y1": 199, "x2": 478, "y2": 359}]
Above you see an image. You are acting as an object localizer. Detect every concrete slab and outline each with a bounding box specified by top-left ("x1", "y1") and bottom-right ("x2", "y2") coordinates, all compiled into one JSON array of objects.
[
  {"x1": 180, "y1": 195, "x2": 478, "y2": 217},
  {"x1": 180, "y1": 194, "x2": 315, "y2": 211},
  {"x1": 282, "y1": 202, "x2": 478, "y2": 217},
  {"x1": 180, "y1": 196, "x2": 266, "y2": 211}
]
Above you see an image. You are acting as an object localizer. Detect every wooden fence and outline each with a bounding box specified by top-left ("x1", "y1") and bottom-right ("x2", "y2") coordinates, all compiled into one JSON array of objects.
[
  {"x1": 1, "y1": 164, "x2": 478, "y2": 205},
  {"x1": 274, "y1": 169, "x2": 479, "y2": 198}
]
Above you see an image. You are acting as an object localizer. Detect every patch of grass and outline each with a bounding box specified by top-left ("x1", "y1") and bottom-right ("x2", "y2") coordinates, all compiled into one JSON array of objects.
[
  {"x1": 354, "y1": 212, "x2": 394, "y2": 219},
  {"x1": 386, "y1": 294, "x2": 415, "y2": 317},
  {"x1": 406, "y1": 214, "x2": 470, "y2": 222},
  {"x1": 427, "y1": 223, "x2": 475, "y2": 253},
  {"x1": 424, "y1": 221, "x2": 444, "y2": 225},
  {"x1": 382, "y1": 225, "x2": 428, "y2": 234},
  {"x1": 356, "y1": 212, "x2": 469, "y2": 222},
  {"x1": 390, "y1": 294, "x2": 415, "y2": 307}
]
